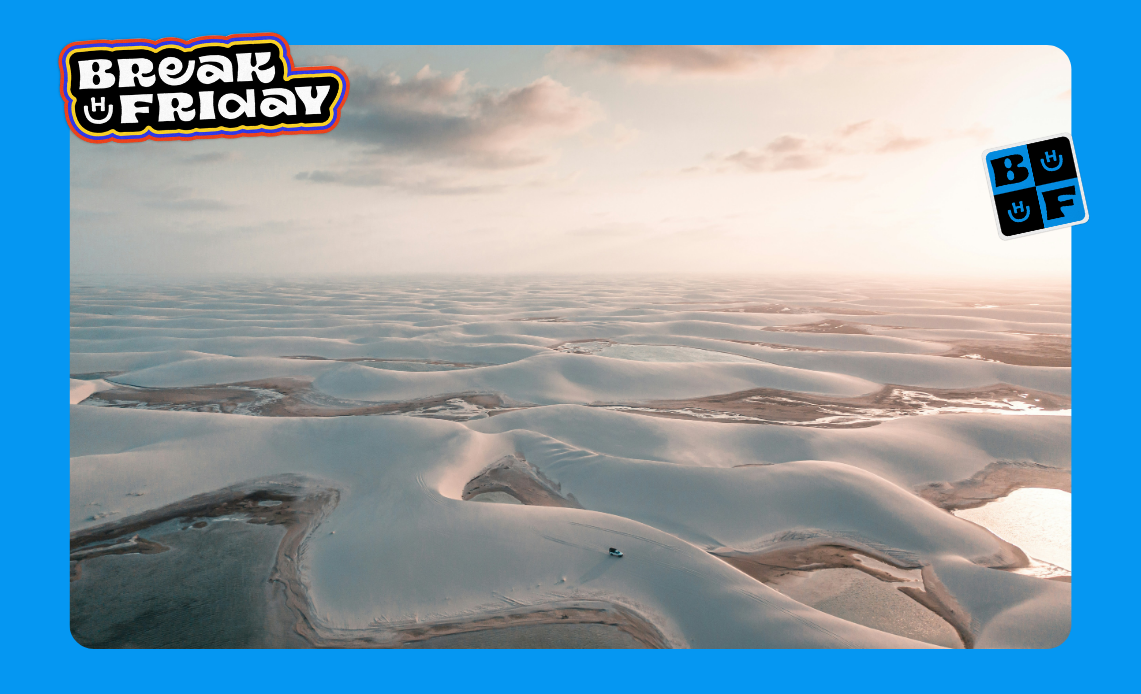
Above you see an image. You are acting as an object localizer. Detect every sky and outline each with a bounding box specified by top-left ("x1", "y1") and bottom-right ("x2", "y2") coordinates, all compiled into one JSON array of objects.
[{"x1": 70, "y1": 45, "x2": 1072, "y2": 279}]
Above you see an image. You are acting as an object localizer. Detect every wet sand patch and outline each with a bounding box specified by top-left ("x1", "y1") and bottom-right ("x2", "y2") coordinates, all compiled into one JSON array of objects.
[
  {"x1": 462, "y1": 454, "x2": 582, "y2": 508},
  {"x1": 550, "y1": 340, "x2": 758, "y2": 363},
  {"x1": 713, "y1": 541, "x2": 922, "y2": 584},
  {"x1": 774, "y1": 568, "x2": 963, "y2": 648},
  {"x1": 405, "y1": 622, "x2": 645, "y2": 648},
  {"x1": 469, "y1": 491, "x2": 524, "y2": 505},
  {"x1": 713, "y1": 541, "x2": 975, "y2": 648},
  {"x1": 606, "y1": 383, "x2": 1069, "y2": 428},
  {"x1": 764, "y1": 320, "x2": 872, "y2": 335},
  {"x1": 384, "y1": 602, "x2": 667, "y2": 649},
  {"x1": 282, "y1": 355, "x2": 492, "y2": 371},
  {"x1": 724, "y1": 339, "x2": 832, "y2": 353},
  {"x1": 70, "y1": 534, "x2": 169, "y2": 581},
  {"x1": 549, "y1": 339, "x2": 617, "y2": 354},
  {"x1": 896, "y1": 565, "x2": 976, "y2": 649},
  {"x1": 83, "y1": 378, "x2": 517, "y2": 421},
  {"x1": 916, "y1": 460, "x2": 1071, "y2": 511},
  {"x1": 716, "y1": 304, "x2": 883, "y2": 316},
  {"x1": 937, "y1": 333, "x2": 1070, "y2": 367}
]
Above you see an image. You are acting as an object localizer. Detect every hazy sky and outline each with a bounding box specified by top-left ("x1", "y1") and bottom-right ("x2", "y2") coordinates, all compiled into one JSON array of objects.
[{"x1": 70, "y1": 45, "x2": 1072, "y2": 278}]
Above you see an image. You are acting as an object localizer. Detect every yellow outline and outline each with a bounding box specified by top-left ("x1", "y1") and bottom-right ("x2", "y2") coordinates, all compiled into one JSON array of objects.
[{"x1": 65, "y1": 39, "x2": 345, "y2": 139}]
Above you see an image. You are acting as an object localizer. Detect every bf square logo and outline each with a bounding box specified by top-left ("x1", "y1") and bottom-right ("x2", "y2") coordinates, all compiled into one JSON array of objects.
[{"x1": 984, "y1": 134, "x2": 1087, "y2": 239}]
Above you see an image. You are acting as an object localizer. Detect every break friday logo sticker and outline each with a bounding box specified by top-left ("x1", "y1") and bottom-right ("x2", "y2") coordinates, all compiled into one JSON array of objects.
[
  {"x1": 60, "y1": 33, "x2": 349, "y2": 143},
  {"x1": 983, "y1": 134, "x2": 1088, "y2": 239}
]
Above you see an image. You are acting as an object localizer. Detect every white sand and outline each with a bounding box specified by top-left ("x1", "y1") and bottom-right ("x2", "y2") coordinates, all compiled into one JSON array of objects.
[
  {"x1": 70, "y1": 278, "x2": 1071, "y2": 648},
  {"x1": 69, "y1": 378, "x2": 114, "y2": 405}
]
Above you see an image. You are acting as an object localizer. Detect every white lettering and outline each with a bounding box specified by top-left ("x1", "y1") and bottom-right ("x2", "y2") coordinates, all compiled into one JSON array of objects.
[
  {"x1": 157, "y1": 93, "x2": 196, "y2": 122},
  {"x1": 259, "y1": 88, "x2": 296, "y2": 117},
  {"x1": 78, "y1": 59, "x2": 115, "y2": 89},
  {"x1": 196, "y1": 56, "x2": 233, "y2": 84},
  {"x1": 294, "y1": 85, "x2": 331, "y2": 115},
  {"x1": 119, "y1": 93, "x2": 153, "y2": 123},
  {"x1": 116, "y1": 58, "x2": 155, "y2": 88},
  {"x1": 198, "y1": 91, "x2": 215, "y2": 120},
  {"x1": 218, "y1": 90, "x2": 256, "y2": 119},
  {"x1": 158, "y1": 57, "x2": 196, "y2": 86},
  {"x1": 237, "y1": 52, "x2": 276, "y2": 83}
]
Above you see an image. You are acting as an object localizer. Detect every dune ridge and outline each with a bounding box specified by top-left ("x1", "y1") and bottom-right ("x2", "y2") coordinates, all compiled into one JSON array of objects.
[{"x1": 70, "y1": 278, "x2": 1070, "y2": 648}]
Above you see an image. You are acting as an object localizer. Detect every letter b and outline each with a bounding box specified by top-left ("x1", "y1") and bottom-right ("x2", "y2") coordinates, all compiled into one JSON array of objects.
[
  {"x1": 78, "y1": 59, "x2": 115, "y2": 89},
  {"x1": 990, "y1": 153, "x2": 1030, "y2": 188}
]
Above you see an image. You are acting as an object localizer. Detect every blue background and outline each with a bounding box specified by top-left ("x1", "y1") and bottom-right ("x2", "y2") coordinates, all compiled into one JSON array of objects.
[{"x1": 5, "y1": 1, "x2": 1134, "y2": 689}]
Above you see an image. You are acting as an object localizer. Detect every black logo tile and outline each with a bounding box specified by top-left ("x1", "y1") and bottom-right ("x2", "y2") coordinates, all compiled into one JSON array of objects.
[
  {"x1": 1027, "y1": 136, "x2": 1077, "y2": 186},
  {"x1": 993, "y1": 187, "x2": 1044, "y2": 237}
]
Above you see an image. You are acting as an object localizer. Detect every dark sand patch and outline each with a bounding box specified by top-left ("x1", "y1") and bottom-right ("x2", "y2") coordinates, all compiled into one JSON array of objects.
[
  {"x1": 764, "y1": 319, "x2": 872, "y2": 335},
  {"x1": 510, "y1": 316, "x2": 568, "y2": 323},
  {"x1": 713, "y1": 541, "x2": 978, "y2": 648},
  {"x1": 282, "y1": 356, "x2": 491, "y2": 371},
  {"x1": 896, "y1": 565, "x2": 976, "y2": 649},
  {"x1": 717, "y1": 304, "x2": 883, "y2": 316},
  {"x1": 463, "y1": 454, "x2": 582, "y2": 508},
  {"x1": 406, "y1": 622, "x2": 644, "y2": 648},
  {"x1": 70, "y1": 534, "x2": 169, "y2": 581},
  {"x1": 385, "y1": 603, "x2": 666, "y2": 648},
  {"x1": 713, "y1": 542, "x2": 921, "y2": 584},
  {"x1": 549, "y1": 338, "x2": 617, "y2": 354},
  {"x1": 724, "y1": 339, "x2": 831, "y2": 353},
  {"x1": 772, "y1": 568, "x2": 964, "y2": 649},
  {"x1": 607, "y1": 383, "x2": 1069, "y2": 428},
  {"x1": 84, "y1": 378, "x2": 518, "y2": 421},
  {"x1": 938, "y1": 333, "x2": 1070, "y2": 367},
  {"x1": 917, "y1": 461, "x2": 1071, "y2": 511}
]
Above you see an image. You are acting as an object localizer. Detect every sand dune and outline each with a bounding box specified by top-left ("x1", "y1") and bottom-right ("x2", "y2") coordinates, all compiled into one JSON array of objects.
[{"x1": 70, "y1": 278, "x2": 1070, "y2": 648}]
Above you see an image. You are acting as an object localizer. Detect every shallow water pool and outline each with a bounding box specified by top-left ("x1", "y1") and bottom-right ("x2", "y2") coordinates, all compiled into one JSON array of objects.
[{"x1": 954, "y1": 488, "x2": 1071, "y2": 572}]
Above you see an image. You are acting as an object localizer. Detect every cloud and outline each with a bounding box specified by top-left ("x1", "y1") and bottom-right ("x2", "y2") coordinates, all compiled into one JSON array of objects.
[
  {"x1": 706, "y1": 134, "x2": 829, "y2": 173},
  {"x1": 721, "y1": 136, "x2": 826, "y2": 172},
  {"x1": 577, "y1": 123, "x2": 641, "y2": 149},
  {"x1": 294, "y1": 169, "x2": 504, "y2": 196},
  {"x1": 877, "y1": 136, "x2": 930, "y2": 153},
  {"x1": 154, "y1": 198, "x2": 234, "y2": 211},
  {"x1": 693, "y1": 120, "x2": 949, "y2": 174},
  {"x1": 182, "y1": 151, "x2": 241, "y2": 165},
  {"x1": 323, "y1": 61, "x2": 602, "y2": 169},
  {"x1": 136, "y1": 184, "x2": 235, "y2": 211},
  {"x1": 839, "y1": 120, "x2": 873, "y2": 137},
  {"x1": 551, "y1": 45, "x2": 828, "y2": 77}
]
